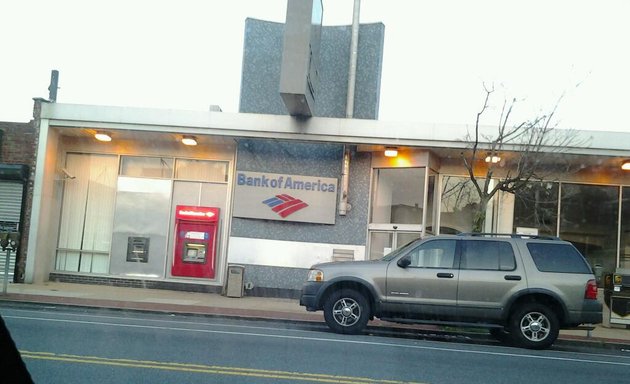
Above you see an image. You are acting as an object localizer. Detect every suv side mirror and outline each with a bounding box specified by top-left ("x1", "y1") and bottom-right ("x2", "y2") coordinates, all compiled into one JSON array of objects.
[{"x1": 397, "y1": 257, "x2": 411, "y2": 268}]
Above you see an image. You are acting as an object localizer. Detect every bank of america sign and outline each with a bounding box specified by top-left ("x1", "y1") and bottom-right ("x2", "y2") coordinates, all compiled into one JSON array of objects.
[{"x1": 233, "y1": 171, "x2": 338, "y2": 224}]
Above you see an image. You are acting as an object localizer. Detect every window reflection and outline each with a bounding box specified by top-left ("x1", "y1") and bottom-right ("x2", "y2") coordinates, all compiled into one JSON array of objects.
[
  {"x1": 440, "y1": 176, "x2": 481, "y2": 233},
  {"x1": 513, "y1": 182, "x2": 559, "y2": 236},
  {"x1": 560, "y1": 184, "x2": 619, "y2": 282}
]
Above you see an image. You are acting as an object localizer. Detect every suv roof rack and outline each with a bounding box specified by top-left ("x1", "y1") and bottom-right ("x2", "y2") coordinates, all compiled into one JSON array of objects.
[{"x1": 457, "y1": 232, "x2": 561, "y2": 241}]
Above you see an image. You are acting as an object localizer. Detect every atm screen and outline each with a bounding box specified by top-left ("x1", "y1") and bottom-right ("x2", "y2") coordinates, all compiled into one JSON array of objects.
[{"x1": 183, "y1": 243, "x2": 207, "y2": 263}]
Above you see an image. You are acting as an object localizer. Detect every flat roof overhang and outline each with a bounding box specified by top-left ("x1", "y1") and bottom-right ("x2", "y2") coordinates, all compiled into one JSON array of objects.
[{"x1": 40, "y1": 102, "x2": 630, "y2": 164}]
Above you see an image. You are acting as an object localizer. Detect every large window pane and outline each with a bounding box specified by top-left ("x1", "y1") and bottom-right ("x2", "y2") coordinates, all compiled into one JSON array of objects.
[
  {"x1": 175, "y1": 159, "x2": 228, "y2": 182},
  {"x1": 559, "y1": 183, "x2": 619, "y2": 282},
  {"x1": 120, "y1": 156, "x2": 173, "y2": 178},
  {"x1": 513, "y1": 182, "x2": 559, "y2": 236},
  {"x1": 57, "y1": 153, "x2": 118, "y2": 273},
  {"x1": 425, "y1": 172, "x2": 437, "y2": 234},
  {"x1": 440, "y1": 176, "x2": 481, "y2": 233},
  {"x1": 370, "y1": 168, "x2": 426, "y2": 224},
  {"x1": 620, "y1": 187, "x2": 630, "y2": 269}
]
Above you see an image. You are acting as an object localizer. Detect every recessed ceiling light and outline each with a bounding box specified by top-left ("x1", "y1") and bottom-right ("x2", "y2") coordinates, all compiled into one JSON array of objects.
[
  {"x1": 94, "y1": 132, "x2": 112, "y2": 142},
  {"x1": 485, "y1": 155, "x2": 501, "y2": 163},
  {"x1": 181, "y1": 135, "x2": 197, "y2": 146},
  {"x1": 384, "y1": 147, "x2": 398, "y2": 157}
]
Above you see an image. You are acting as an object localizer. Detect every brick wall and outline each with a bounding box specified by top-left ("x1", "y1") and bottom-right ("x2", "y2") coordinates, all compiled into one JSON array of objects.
[
  {"x1": 0, "y1": 119, "x2": 38, "y2": 282},
  {"x1": 0, "y1": 121, "x2": 37, "y2": 163}
]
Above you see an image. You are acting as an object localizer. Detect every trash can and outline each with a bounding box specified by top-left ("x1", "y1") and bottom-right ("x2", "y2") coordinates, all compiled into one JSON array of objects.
[{"x1": 226, "y1": 264, "x2": 245, "y2": 298}]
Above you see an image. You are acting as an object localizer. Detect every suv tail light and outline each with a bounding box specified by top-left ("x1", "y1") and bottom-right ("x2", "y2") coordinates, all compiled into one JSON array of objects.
[{"x1": 585, "y1": 279, "x2": 598, "y2": 300}]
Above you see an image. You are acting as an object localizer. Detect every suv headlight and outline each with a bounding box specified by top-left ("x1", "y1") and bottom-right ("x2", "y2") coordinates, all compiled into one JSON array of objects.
[{"x1": 307, "y1": 269, "x2": 325, "y2": 282}]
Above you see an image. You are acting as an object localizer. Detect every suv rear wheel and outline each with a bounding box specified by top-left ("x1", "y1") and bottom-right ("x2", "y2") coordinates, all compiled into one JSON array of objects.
[
  {"x1": 508, "y1": 303, "x2": 559, "y2": 349},
  {"x1": 323, "y1": 289, "x2": 370, "y2": 334}
]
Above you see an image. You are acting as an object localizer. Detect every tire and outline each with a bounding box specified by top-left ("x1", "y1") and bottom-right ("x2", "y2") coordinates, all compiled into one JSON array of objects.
[
  {"x1": 323, "y1": 289, "x2": 370, "y2": 335},
  {"x1": 507, "y1": 303, "x2": 559, "y2": 350}
]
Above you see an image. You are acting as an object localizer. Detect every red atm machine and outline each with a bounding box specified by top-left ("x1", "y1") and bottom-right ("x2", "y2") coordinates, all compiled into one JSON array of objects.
[{"x1": 172, "y1": 205, "x2": 219, "y2": 278}]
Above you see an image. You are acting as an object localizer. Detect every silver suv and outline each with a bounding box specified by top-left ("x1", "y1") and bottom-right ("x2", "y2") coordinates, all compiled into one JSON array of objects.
[{"x1": 299, "y1": 234, "x2": 602, "y2": 349}]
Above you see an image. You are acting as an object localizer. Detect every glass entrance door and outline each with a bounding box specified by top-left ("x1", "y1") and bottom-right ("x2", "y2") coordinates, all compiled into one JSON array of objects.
[
  {"x1": 368, "y1": 167, "x2": 429, "y2": 259},
  {"x1": 368, "y1": 230, "x2": 422, "y2": 260}
]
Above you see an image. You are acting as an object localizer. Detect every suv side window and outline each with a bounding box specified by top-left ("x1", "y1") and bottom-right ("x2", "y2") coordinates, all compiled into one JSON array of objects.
[
  {"x1": 460, "y1": 240, "x2": 516, "y2": 271},
  {"x1": 527, "y1": 243, "x2": 592, "y2": 273},
  {"x1": 406, "y1": 239, "x2": 456, "y2": 268}
]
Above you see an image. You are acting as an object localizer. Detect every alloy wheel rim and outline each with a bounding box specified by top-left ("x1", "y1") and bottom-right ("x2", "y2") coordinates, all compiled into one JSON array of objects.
[
  {"x1": 519, "y1": 311, "x2": 550, "y2": 342},
  {"x1": 332, "y1": 297, "x2": 361, "y2": 327}
]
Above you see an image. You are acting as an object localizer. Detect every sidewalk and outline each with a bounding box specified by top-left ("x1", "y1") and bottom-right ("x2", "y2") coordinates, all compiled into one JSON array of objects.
[{"x1": 1, "y1": 281, "x2": 629, "y2": 349}]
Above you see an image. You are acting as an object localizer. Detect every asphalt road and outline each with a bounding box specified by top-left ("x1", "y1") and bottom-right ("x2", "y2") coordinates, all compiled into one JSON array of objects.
[{"x1": 1, "y1": 302, "x2": 630, "y2": 384}]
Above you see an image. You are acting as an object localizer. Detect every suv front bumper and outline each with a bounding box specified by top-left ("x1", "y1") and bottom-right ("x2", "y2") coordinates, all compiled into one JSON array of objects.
[{"x1": 299, "y1": 282, "x2": 324, "y2": 311}]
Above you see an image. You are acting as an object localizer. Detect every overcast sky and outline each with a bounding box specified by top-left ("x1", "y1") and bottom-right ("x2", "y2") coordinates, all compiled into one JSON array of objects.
[{"x1": 2, "y1": 0, "x2": 629, "y2": 132}]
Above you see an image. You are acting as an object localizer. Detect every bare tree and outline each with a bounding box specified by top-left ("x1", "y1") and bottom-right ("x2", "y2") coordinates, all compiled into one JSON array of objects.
[{"x1": 461, "y1": 84, "x2": 588, "y2": 232}]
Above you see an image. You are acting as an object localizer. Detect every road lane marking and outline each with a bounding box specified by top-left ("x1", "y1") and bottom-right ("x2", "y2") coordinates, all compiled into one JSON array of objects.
[
  {"x1": 4, "y1": 307, "x2": 630, "y2": 363},
  {"x1": 20, "y1": 351, "x2": 422, "y2": 384},
  {"x1": 6, "y1": 314, "x2": 630, "y2": 368}
]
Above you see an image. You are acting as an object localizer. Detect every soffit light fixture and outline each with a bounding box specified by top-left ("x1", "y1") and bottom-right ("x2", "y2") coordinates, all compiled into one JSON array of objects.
[
  {"x1": 622, "y1": 160, "x2": 630, "y2": 171},
  {"x1": 384, "y1": 147, "x2": 398, "y2": 157},
  {"x1": 94, "y1": 131, "x2": 112, "y2": 142},
  {"x1": 485, "y1": 155, "x2": 501, "y2": 164},
  {"x1": 181, "y1": 135, "x2": 198, "y2": 146}
]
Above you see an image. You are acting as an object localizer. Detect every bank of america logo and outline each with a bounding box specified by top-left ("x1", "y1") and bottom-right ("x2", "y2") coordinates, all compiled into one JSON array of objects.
[{"x1": 262, "y1": 194, "x2": 309, "y2": 218}]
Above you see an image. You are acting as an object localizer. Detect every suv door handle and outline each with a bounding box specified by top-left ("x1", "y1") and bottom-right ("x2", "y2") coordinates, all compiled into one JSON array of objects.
[
  {"x1": 504, "y1": 275, "x2": 522, "y2": 281},
  {"x1": 437, "y1": 273, "x2": 454, "y2": 278}
]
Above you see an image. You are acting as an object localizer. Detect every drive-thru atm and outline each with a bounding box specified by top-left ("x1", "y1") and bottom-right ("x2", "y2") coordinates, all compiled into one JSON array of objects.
[
  {"x1": 604, "y1": 269, "x2": 630, "y2": 326},
  {"x1": 171, "y1": 205, "x2": 219, "y2": 278}
]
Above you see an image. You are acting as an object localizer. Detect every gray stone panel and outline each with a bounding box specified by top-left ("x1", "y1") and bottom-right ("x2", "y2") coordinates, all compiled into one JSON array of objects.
[
  {"x1": 231, "y1": 139, "x2": 370, "y2": 246},
  {"x1": 239, "y1": 264, "x2": 307, "y2": 292},
  {"x1": 240, "y1": 18, "x2": 384, "y2": 119}
]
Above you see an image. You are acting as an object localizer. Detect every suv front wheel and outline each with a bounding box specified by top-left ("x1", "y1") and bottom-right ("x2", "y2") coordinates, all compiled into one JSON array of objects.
[
  {"x1": 323, "y1": 289, "x2": 370, "y2": 334},
  {"x1": 508, "y1": 303, "x2": 559, "y2": 349}
]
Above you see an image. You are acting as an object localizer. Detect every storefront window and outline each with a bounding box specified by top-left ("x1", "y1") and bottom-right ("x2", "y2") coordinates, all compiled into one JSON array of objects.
[
  {"x1": 439, "y1": 176, "x2": 480, "y2": 234},
  {"x1": 370, "y1": 168, "x2": 426, "y2": 224},
  {"x1": 425, "y1": 172, "x2": 437, "y2": 234},
  {"x1": 620, "y1": 187, "x2": 630, "y2": 269},
  {"x1": 513, "y1": 182, "x2": 559, "y2": 236},
  {"x1": 56, "y1": 153, "x2": 118, "y2": 273},
  {"x1": 120, "y1": 156, "x2": 174, "y2": 178},
  {"x1": 559, "y1": 183, "x2": 619, "y2": 282},
  {"x1": 175, "y1": 159, "x2": 228, "y2": 182}
]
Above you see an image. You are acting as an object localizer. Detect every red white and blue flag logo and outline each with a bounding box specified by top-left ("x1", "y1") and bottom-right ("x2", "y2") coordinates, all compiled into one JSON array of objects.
[{"x1": 262, "y1": 194, "x2": 309, "y2": 218}]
